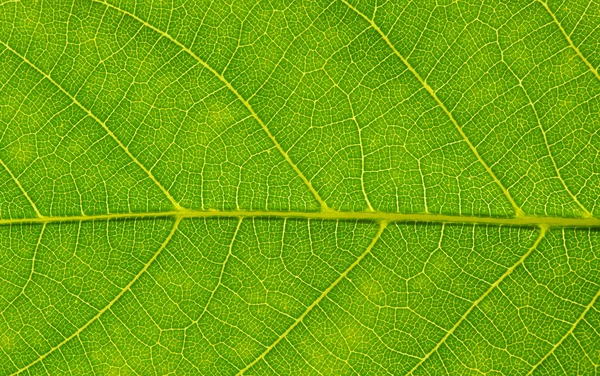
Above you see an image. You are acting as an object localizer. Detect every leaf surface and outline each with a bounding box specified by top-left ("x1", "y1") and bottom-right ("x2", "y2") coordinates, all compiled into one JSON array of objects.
[{"x1": 0, "y1": 0, "x2": 599, "y2": 374}]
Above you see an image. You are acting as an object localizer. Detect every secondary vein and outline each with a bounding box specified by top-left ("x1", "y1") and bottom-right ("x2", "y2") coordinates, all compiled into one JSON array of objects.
[
  {"x1": 10, "y1": 217, "x2": 182, "y2": 376},
  {"x1": 236, "y1": 220, "x2": 388, "y2": 374},
  {"x1": 406, "y1": 226, "x2": 548, "y2": 375},
  {"x1": 93, "y1": 0, "x2": 330, "y2": 212},
  {"x1": 526, "y1": 284, "x2": 600, "y2": 375},
  {"x1": 0, "y1": 157, "x2": 43, "y2": 218},
  {"x1": 340, "y1": 0, "x2": 525, "y2": 218},
  {"x1": 0, "y1": 40, "x2": 185, "y2": 212},
  {"x1": 536, "y1": 0, "x2": 600, "y2": 82},
  {"x1": 500, "y1": 61, "x2": 592, "y2": 217}
]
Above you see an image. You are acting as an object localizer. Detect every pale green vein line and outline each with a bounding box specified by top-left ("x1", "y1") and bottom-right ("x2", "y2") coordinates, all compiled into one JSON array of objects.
[
  {"x1": 534, "y1": 114, "x2": 591, "y2": 218},
  {"x1": 340, "y1": 0, "x2": 525, "y2": 218},
  {"x1": 527, "y1": 285, "x2": 600, "y2": 375},
  {"x1": 536, "y1": 0, "x2": 600, "y2": 82},
  {"x1": 0, "y1": 223, "x2": 46, "y2": 316},
  {"x1": 0, "y1": 209, "x2": 599, "y2": 228},
  {"x1": 406, "y1": 226, "x2": 548, "y2": 375},
  {"x1": 10, "y1": 217, "x2": 181, "y2": 376},
  {"x1": 93, "y1": 0, "x2": 330, "y2": 212},
  {"x1": 502, "y1": 62, "x2": 592, "y2": 217},
  {"x1": 0, "y1": 157, "x2": 43, "y2": 218},
  {"x1": 236, "y1": 220, "x2": 388, "y2": 375},
  {"x1": 195, "y1": 217, "x2": 243, "y2": 322},
  {"x1": 22, "y1": 223, "x2": 44, "y2": 293},
  {"x1": 0, "y1": 40, "x2": 185, "y2": 211}
]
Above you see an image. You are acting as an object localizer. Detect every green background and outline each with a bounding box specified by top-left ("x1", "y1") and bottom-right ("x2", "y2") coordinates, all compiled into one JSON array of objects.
[{"x1": 0, "y1": 0, "x2": 599, "y2": 374}]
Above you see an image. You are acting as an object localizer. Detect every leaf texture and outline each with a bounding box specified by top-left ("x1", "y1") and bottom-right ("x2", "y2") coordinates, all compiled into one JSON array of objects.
[{"x1": 0, "y1": 0, "x2": 599, "y2": 374}]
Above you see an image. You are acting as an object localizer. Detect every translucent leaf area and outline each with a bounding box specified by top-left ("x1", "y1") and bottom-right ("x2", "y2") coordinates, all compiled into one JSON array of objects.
[{"x1": 0, "y1": 0, "x2": 599, "y2": 374}]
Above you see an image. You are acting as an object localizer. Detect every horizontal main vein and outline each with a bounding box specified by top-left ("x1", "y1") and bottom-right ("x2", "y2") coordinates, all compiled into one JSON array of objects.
[{"x1": 1, "y1": 209, "x2": 599, "y2": 228}]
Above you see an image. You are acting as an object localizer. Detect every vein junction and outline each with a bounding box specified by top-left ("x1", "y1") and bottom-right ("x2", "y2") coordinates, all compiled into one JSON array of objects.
[{"x1": 1, "y1": 209, "x2": 598, "y2": 228}]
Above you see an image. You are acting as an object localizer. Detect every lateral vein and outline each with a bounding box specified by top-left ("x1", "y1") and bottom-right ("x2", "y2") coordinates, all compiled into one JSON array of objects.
[
  {"x1": 340, "y1": 0, "x2": 525, "y2": 217},
  {"x1": 10, "y1": 218, "x2": 182, "y2": 376},
  {"x1": 0, "y1": 40, "x2": 184, "y2": 211},
  {"x1": 536, "y1": 0, "x2": 600, "y2": 82},
  {"x1": 526, "y1": 284, "x2": 600, "y2": 375},
  {"x1": 0, "y1": 157, "x2": 43, "y2": 218},
  {"x1": 407, "y1": 226, "x2": 548, "y2": 375},
  {"x1": 236, "y1": 220, "x2": 388, "y2": 374},
  {"x1": 500, "y1": 62, "x2": 592, "y2": 217},
  {"x1": 93, "y1": 0, "x2": 330, "y2": 212}
]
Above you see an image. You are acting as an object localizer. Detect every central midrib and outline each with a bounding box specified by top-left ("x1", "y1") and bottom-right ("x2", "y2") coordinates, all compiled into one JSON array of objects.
[{"x1": 2, "y1": 209, "x2": 599, "y2": 228}]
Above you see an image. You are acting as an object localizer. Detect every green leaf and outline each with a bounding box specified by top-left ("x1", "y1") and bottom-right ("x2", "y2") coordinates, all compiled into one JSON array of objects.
[{"x1": 0, "y1": 0, "x2": 599, "y2": 374}]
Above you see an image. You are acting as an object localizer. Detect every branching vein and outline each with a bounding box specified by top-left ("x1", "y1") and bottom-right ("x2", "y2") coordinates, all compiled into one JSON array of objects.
[
  {"x1": 10, "y1": 218, "x2": 181, "y2": 376},
  {"x1": 407, "y1": 226, "x2": 548, "y2": 375},
  {"x1": 236, "y1": 220, "x2": 388, "y2": 374},
  {"x1": 93, "y1": 0, "x2": 330, "y2": 212},
  {"x1": 340, "y1": 0, "x2": 525, "y2": 218},
  {"x1": 0, "y1": 40, "x2": 185, "y2": 212},
  {"x1": 0, "y1": 157, "x2": 43, "y2": 217},
  {"x1": 536, "y1": 0, "x2": 600, "y2": 82},
  {"x1": 527, "y1": 285, "x2": 600, "y2": 374}
]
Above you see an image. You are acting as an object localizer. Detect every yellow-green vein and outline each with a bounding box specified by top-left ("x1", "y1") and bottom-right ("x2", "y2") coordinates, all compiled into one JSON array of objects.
[
  {"x1": 11, "y1": 217, "x2": 181, "y2": 376},
  {"x1": 93, "y1": 0, "x2": 331, "y2": 212},
  {"x1": 0, "y1": 209, "x2": 599, "y2": 228},
  {"x1": 537, "y1": 0, "x2": 600, "y2": 82},
  {"x1": 0, "y1": 157, "x2": 43, "y2": 218},
  {"x1": 500, "y1": 62, "x2": 592, "y2": 217},
  {"x1": 406, "y1": 226, "x2": 548, "y2": 375},
  {"x1": 340, "y1": 0, "x2": 525, "y2": 218},
  {"x1": 0, "y1": 223, "x2": 46, "y2": 316},
  {"x1": 526, "y1": 284, "x2": 600, "y2": 374},
  {"x1": 192, "y1": 217, "x2": 243, "y2": 324},
  {"x1": 236, "y1": 220, "x2": 388, "y2": 374},
  {"x1": 0, "y1": 40, "x2": 185, "y2": 211}
]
